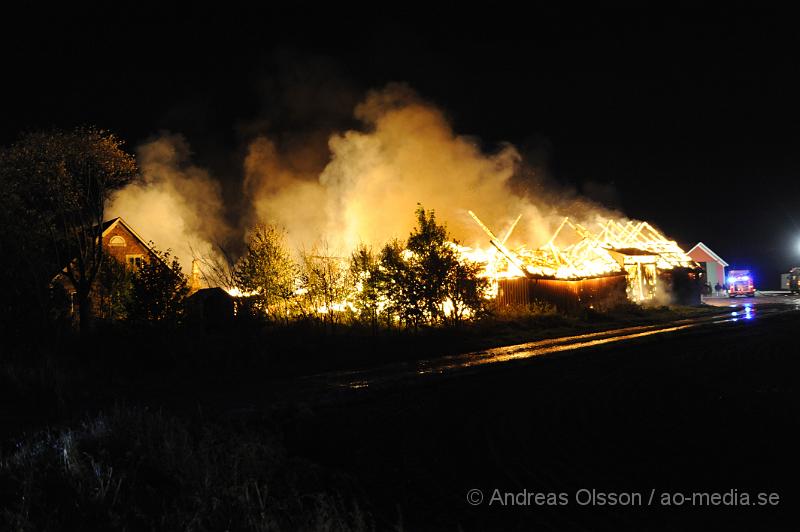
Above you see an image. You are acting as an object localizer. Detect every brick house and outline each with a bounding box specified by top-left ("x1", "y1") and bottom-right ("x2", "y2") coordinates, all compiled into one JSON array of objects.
[
  {"x1": 55, "y1": 217, "x2": 160, "y2": 321},
  {"x1": 101, "y1": 217, "x2": 156, "y2": 271}
]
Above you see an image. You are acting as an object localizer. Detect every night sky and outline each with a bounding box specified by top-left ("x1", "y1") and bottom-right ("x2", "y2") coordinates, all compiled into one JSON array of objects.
[{"x1": 4, "y1": 10, "x2": 800, "y2": 288}]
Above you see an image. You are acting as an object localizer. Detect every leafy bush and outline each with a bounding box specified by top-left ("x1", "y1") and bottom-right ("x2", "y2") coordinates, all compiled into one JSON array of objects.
[{"x1": 126, "y1": 248, "x2": 189, "y2": 325}]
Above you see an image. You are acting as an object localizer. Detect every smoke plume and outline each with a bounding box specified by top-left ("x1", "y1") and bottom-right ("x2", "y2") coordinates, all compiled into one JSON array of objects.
[
  {"x1": 243, "y1": 83, "x2": 619, "y2": 253},
  {"x1": 106, "y1": 133, "x2": 233, "y2": 271},
  {"x1": 108, "y1": 84, "x2": 623, "y2": 279}
]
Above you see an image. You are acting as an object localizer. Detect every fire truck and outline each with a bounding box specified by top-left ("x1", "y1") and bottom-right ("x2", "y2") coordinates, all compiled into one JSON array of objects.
[
  {"x1": 727, "y1": 269, "x2": 755, "y2": 298},
  {"x1": 788, "y1": 267, "x2": 800, "y2": 294}
]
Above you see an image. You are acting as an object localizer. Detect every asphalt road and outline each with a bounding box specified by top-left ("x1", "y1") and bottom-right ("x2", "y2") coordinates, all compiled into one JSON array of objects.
[
  {"x1": 286, "y1": 306, "x2": 800, "y2": 531},
  {"x1": 290, "y1": 302, "x2": 792, "y2": 404},
  {"x1": 703, "y1": 292, "x2": 800, "y2": 307}
]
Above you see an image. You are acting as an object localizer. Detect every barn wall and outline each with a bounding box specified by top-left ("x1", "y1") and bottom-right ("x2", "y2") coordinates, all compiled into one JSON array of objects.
[{"x1": 497, "y1": 275, "x2": 628, "y2": 313}]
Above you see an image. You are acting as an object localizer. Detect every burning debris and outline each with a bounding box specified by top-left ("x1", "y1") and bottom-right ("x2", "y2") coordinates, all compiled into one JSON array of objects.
[{"x1": 461, "y1": 211, "x2": 703, "y2": 308}]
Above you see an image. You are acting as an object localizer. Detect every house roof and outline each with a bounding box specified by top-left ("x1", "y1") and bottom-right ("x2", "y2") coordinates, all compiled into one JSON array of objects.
[
  {"x1": 53, "y1": 217, "x2": 166, "y2": 286},
  {"x1": 687, "y1": 242, "x2": 729, "y2": 267},
  {"x1": 100, "y1": 219, "x2": 117, "y2": 232},
  {"x1": 186, "y1": 287, "x2": 233, "y2": 301},
  {"x1": 101, "y1": 217, "x2": 158, "y2": 258}
]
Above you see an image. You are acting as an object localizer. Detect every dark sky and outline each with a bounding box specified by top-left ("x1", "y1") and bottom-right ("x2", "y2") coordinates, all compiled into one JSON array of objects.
[{"x1": 4, "y1": 9, "x2": 800, "y2": 287}]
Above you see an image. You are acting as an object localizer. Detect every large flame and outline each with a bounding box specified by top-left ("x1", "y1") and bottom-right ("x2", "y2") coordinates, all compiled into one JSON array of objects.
[
  {"x1": 459, "y1": 213, "x2": 696, "y2": 303},
  {"x1": 225, "y1": 211, "x2": 696, "y2": 309}
]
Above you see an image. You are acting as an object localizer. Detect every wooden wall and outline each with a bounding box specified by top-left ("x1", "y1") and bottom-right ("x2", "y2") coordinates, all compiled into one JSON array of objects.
[{"x1": 497, "y1": 275, "x2": 629, "y2": 313}]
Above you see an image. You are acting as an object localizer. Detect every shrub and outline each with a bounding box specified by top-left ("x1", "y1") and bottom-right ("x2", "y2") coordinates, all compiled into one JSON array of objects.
[{"x1": 126, "y1": 248, "x2": 188, "y2": 325}]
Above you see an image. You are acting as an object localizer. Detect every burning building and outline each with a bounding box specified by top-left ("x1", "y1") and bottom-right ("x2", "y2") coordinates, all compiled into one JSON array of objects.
[
  {"x1": 464, "y1": 212, "x2": 703, "y2": 311},
  {"x1": 213, "y1": 208, "x2": 703, "y2": 321}
]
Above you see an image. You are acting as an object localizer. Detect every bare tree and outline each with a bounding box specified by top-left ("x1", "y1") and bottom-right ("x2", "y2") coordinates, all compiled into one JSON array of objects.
[
  {"x1": 190, "y1": 243, "x2": 238, "y2": 292},
  {"x1": 299, "y1": 242, "x2": 353, "y2": 328}
]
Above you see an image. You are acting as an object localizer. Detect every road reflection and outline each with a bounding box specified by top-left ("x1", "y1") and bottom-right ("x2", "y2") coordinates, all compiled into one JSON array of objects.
[
  {"x1": 730, "y1": 303, "x2": 755, "y2": 321},
  {"x1": 293, "y1": 304, "x2": 791, "y2": 395},
  {"x1": 315, "y1": 311, "x2": 770, "y2": 392}
]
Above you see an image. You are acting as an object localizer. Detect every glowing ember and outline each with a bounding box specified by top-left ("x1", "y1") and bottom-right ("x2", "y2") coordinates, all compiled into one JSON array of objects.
[{"x1": 226, "y1": 287, "x2": 258, "y2": 298}]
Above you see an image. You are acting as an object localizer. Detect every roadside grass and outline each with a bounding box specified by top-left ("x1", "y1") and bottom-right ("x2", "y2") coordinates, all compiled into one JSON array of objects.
[
  {"x1": 0, "y1": 301, "x2": 733, "y2": 451},
  {"x1": 0, "y1": 405, "x2": 372, "y2": 532},
  {"x1": 0, "y1": 302, "x2": 731, "y2": 419}
]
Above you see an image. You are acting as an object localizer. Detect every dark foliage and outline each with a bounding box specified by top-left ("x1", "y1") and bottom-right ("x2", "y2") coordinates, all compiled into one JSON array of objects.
[
  {"x1": 0, "y1": 128, "x2": 138, "y2": 336},
  {"x1": 126, "y1": 248, "x2": 189, "y2": 325},
  {"x1": 374, "y1": 205, "x2": 488, "y2": 329},
  {"x1": 95, "y1": 250, "x2": 132, "y2": 321}
]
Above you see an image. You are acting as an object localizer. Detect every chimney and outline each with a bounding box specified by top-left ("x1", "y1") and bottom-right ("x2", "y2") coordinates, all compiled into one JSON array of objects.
[{"x1": 190, "y1": 259, "x2": 202, "y2": 294}]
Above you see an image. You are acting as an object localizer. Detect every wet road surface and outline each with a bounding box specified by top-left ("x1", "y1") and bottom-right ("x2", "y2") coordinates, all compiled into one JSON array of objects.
[
  {"x1": 289, "y1": 300, "x2": 799, "y2": 404},
  {"x1": 290, "y1": 303, "x2": 800, "y2": 531},
  {"x1": 702, "y1": 292, "x2": 800, "y2": 307}
]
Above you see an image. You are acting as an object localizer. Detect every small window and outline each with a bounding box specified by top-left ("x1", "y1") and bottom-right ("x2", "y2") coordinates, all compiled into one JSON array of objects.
[
  {"x1": 126, "y1": 254, "x2": 144, "y2": 270},
  {"x1": 109, "y1": 235, "x2": 126, "y2": 247}
]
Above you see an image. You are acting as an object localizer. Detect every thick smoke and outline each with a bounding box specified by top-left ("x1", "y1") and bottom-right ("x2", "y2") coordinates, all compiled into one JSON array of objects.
[
  {"x1": 108, "y1": 84, "x2": 623, "y2": 279},
  {"x1": 106, "y1": 134, "x2": 233, "y2": 272},
  {"x1": 243, "y1": 135, "x2": 329, "y2": 249},
  {"x1": 243, "y1": 83, "x2": 619, "y2": 253}
]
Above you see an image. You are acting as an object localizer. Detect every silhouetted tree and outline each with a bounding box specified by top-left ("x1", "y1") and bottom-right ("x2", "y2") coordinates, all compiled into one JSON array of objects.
[
  {"x1": 126, "y1": 247, "x2": 188, "y2": 325},
  {"x1": 405, "y1": 205, "x2": 457, "y2": 324},
  {"x1": 378, "y1": 239, "x2": 425, "y2": 330},
  {"x1": 0, "y1": 128, "x2": 138, "y2": 335},
  {"x1": 349, "y1": 244, "x2": 381, "y2": 333},
  {"x1": 95, "y1": 250, "x2": 132, "y2": 321},
  {"x1": 377, "y1": 205, "x2": 487, "y2": 328},
  {"x1": 0, "y1": 167, "x2": 59, "y2": 339},
  {"x1": 444, "y1": 253, "x2": 489, "y2": 325}
]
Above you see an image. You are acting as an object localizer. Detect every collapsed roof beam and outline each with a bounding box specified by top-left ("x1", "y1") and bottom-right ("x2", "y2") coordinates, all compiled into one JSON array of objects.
[
  {"x1": 501, "y1": 214, "x2": 522, "y2": 245},
  {"x1": 468, "y1": 210, "x2": 530, "y2": 276}
]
